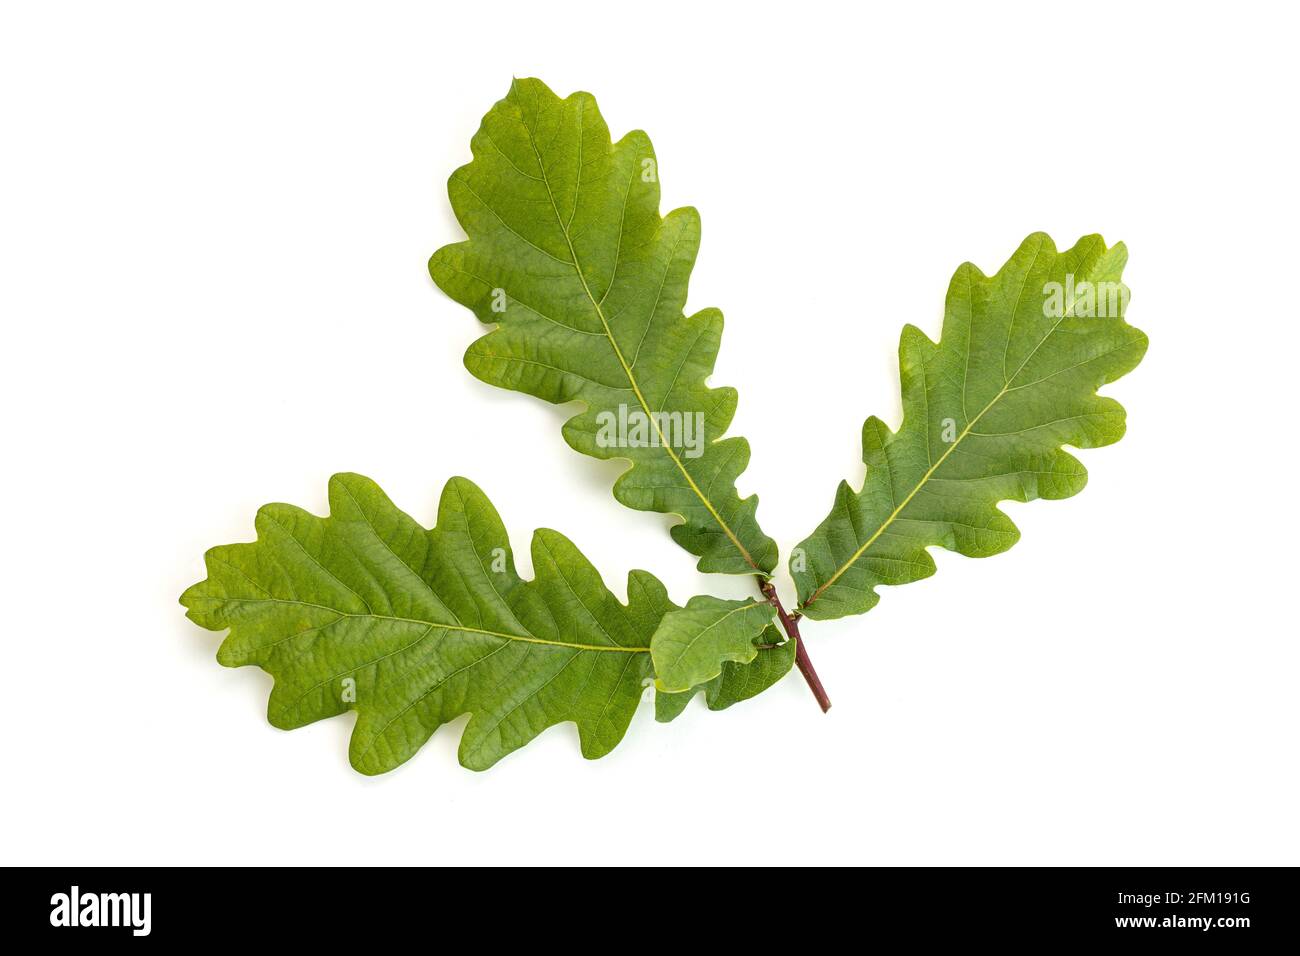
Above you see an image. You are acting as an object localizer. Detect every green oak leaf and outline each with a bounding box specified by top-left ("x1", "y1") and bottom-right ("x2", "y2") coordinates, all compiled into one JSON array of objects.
[
  {"x1": 655, "y1": 629, "x2": 796, "y2": 722},
  {"x1": 650, "y1": 595, "x2": 777, "y2": 693},
  {"x1": 794, "y1": 233, "x2": 1148, "y2": 621},
  {"x1": 429, "y1": 77, "x2": 777, "y2": 577},
  {"x1": 180, "y1": 472, "x2": 685, "y2": 774}
]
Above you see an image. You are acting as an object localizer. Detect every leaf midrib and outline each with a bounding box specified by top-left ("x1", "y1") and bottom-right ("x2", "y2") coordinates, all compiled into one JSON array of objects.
[
  {"x1": 661, "y1": 602, "x2": 765, "y2": 675},
  {"x1": 517, "y1": 104, "x2": 761, "y2": 574},
  {"x1": 199, "y1": 595, "x2": 649, "y2": 653},
  {"x1": 802, "y1": 248, "x2": 1098, "y2": 609}
]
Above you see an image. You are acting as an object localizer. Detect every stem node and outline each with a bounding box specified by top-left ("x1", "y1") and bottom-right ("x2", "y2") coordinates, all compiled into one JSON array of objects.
[{"x1": 758, "y1": 579, "x2": 831, "y2": 712}]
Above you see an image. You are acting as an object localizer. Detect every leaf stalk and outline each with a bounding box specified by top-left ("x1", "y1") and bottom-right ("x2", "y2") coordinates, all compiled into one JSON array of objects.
[{"x1": 759, "y1": 579, "x2": 831, "y2": 712}]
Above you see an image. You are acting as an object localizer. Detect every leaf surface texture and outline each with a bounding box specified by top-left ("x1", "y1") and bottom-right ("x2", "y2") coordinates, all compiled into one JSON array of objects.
[
  {"x1": 794, "y1": 234, "x2": 1148, "y2": 620},
  {"x1": 430, "y1": 78, "x2": 776, "y2": 576},
  {"x1": 182, "y1": 473, "x2": 679, "y2": 773},
  {"x1": 654, "y1": 629, "x2": 796, "y2": 722},
  {"x1": 650, "y1": 595, "x2": 777, "y2": 693}
]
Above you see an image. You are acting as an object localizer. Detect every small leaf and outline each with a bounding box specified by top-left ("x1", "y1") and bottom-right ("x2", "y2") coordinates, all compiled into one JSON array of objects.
[
  {"x1": 793, "y1": 233, "x2": 1148, "y2": 620},
  {"x1": 655, "y1": 628, "x2": 796, "y2": 722},
  {"x1": 650, "y1": 596, "x2": 777, "y2": 693},
  {"x1": 181, "y1": 473, "x2": 684, "y2": 773},
  {"x1": 429, "y1": 78, "x2": 777, "y2": 576}
]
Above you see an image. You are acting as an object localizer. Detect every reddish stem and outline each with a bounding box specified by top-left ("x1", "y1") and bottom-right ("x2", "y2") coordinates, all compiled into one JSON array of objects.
[{"x1": 759, "y1": 579, "x2": 831, "y2": 712}]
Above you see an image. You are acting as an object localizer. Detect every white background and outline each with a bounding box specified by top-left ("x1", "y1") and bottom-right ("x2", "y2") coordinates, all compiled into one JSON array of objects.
[{"x1": 3, "y1": 0, "x2": 1297, "y2": 866}]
